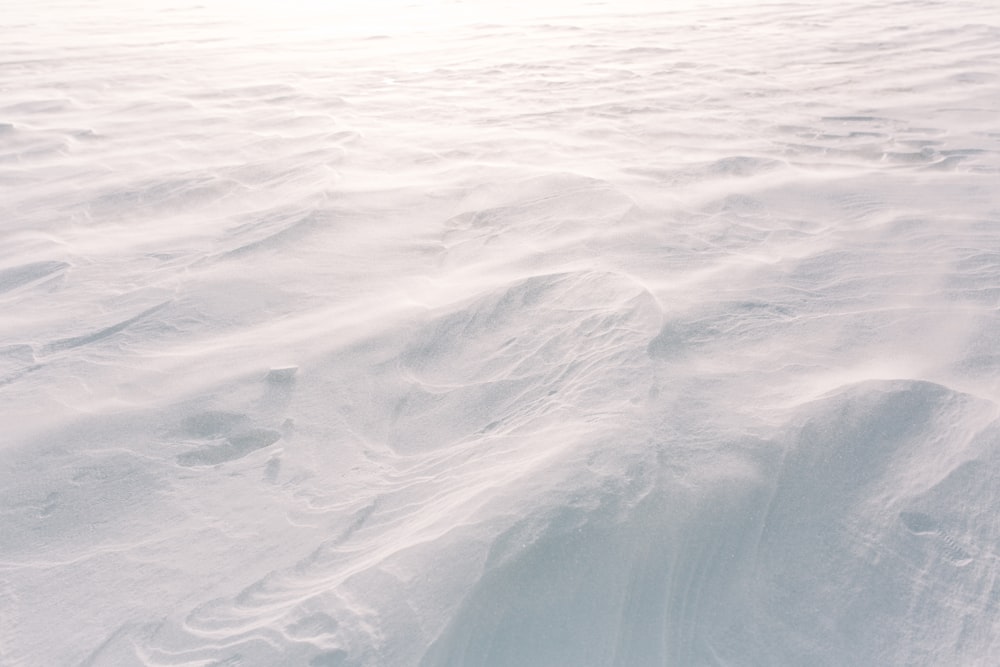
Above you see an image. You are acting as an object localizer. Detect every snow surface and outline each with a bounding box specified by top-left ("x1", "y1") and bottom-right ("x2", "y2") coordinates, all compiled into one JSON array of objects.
[{"x1": 3, "y1": 0, "x2": 1000, "y2": 664}]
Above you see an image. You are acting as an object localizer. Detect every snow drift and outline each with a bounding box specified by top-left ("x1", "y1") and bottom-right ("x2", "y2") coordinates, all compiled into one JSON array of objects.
[{"x1": 2, "y1": 0, "x2": 1000, "y2": 665}]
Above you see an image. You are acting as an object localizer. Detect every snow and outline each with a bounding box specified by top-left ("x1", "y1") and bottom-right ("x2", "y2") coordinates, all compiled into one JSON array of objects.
[{"x1": 2, "y1": 0, "x2": 1000, "y2": 664}]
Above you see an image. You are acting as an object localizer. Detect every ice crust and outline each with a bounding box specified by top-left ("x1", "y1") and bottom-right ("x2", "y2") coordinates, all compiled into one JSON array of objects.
[{"x1": 2, "y1": 0, "x2": 1000, "y2": 665}]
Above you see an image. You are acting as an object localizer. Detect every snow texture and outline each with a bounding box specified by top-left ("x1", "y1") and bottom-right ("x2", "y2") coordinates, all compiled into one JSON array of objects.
[{"x1": 2, "y1": 0, "x2": 1000, "y2": 665}]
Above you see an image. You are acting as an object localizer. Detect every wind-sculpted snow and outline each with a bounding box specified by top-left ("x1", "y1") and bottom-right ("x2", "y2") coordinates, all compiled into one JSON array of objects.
[{"x1": 2, "y1": 0, "x2": 1000, "y2": 665}]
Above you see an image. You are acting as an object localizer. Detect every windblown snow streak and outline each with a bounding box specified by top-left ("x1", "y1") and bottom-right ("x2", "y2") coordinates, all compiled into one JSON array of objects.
[{"x1": 2, "y1": 0, "x2": 1000, "y2": 665}]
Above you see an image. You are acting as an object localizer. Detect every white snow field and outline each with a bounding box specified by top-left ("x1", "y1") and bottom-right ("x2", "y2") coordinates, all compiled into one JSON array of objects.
[{"x1": 3, "y1": 0, "x2": 1000, "y2": 664}]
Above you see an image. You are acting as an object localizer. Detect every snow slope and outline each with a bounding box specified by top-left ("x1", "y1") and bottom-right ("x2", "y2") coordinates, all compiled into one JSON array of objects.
[{"x1": 2, "y1": 0, "x2": 1000, "y2": 665}]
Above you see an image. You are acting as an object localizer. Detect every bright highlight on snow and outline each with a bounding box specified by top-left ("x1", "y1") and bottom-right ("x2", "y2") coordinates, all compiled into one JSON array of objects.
[{"x1": 2, "y1": 0, "x2": 1000, "y2": 665}]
